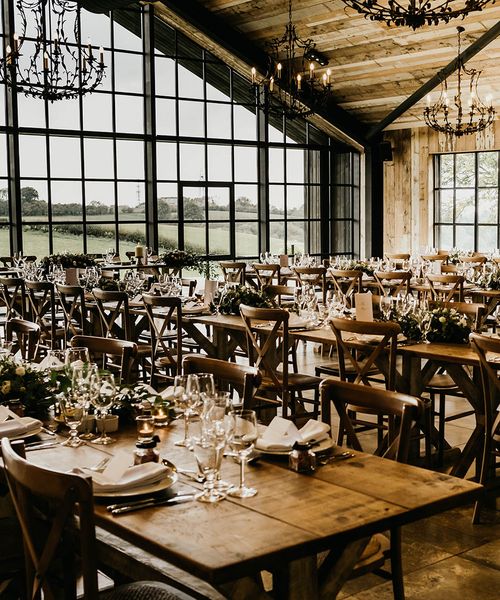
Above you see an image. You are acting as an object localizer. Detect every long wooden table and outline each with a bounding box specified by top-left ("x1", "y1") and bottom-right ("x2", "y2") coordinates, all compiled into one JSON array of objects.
[
  {"x1": 26, "y1": 423, "x2": 482, "y2": 599},
  {"x1": 183, "y1": 314, "x2": 486, "y2": 476}
]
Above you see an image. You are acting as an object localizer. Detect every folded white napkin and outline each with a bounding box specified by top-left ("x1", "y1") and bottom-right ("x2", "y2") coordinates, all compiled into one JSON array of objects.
[
  {"x1": 256, "y1": 416, "x2": 330, "y2": 451},
  {"x1": 80, "y1": 462, "x2": 169, "y2": 494},
  {"x1": 0, "y1": 416, "x2": 42, "y2": 438}
]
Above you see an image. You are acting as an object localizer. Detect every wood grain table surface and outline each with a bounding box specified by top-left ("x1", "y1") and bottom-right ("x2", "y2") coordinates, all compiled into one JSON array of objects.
[{"x1": 25, "y1": 420, "x2": 482, "y2": 598}]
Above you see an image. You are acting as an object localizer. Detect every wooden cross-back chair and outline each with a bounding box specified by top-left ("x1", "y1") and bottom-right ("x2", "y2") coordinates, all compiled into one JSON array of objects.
[
  {"x1": 25, "y1": 280, "x2": 65, "y2": 351},
  {"x1": 470, "y1": 333, "x2": 500, "y2": 523},
  {"x1": 5, "y1": 318, "x2": 40, "y2": 361},
  {"x1": 320, "y1": 379, "x2": 423, "y2": 600},
  {"x1": 71, "y1": 335, "x2": 137, "y2": 384},
  {"x1": 373, "y1": 270, "x2": 411, "y2": 297},
  {"x1": 328, "y1": 269, "x2": 363, "y2": 308},
  {"x1": 92, "y1": 288, "x2": 131, "y2": 340},
  {"x1": 56, "y1": 284, "x2": 91, "y2": 342},
  {"x1": 239, "y1": 304, "x2": 321, "y2": 421},
  {"x1": 0, "y1": 256, "x2": 14, "y2": 267},
  {"x1": 142, "y1": 294, "x2": 183, "y2": 384},
  {"x1": 0, "y1": 438, "x2": 199, "y2": 600},
  {"x1": 425, "y1": 273, "x2": 465, "y2": 302},
  {"x1": 182, "y1": 354, "x2": 261, "y2": 410},
  {"x1": 219, "y1": 261, "x2": 246, "y2": 285},
  {"x1": 384, "y1": 253, "x2": 410, "y2": 264},
  {"x1": 293, "y1": 266, "x2": 327, "y2": 303},
  {"x1": 251, "y1": 263, "x2": 281, "y2": 289},
  {"x1": 0, "y1": 276, "x2": 26, "y2": 321},
  {"x1": 421, "y1": 253, "x2": 448, "y2": 263}
]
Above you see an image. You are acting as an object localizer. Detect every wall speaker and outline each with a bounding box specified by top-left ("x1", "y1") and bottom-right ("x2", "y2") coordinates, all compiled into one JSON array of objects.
[{"x1": 379, "y1": 141, "x2": 393, "y2": 162}]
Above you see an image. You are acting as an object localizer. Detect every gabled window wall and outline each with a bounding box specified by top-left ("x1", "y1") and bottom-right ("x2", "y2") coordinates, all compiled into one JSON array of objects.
[{"x1": 0, "y1": 2, "x2": 360, "y2": 260}]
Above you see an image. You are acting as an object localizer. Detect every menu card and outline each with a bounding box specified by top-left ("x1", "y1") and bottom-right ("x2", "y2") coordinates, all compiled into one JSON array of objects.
[
  {"x1": 355, "y1": 292, "x2": 373, "y2": 322},
  {"x1": 204, "y1": 279, "x2": 218, "y2": 305},
  {"x1": 279, "y1": 254, "x2": 289, "y2": 267},
  {"x1": 431, "y1": 260, "x2": 442, "y2": 274}
]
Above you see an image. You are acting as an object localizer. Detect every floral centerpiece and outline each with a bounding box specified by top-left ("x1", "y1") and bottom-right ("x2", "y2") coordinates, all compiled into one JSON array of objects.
[
  {"x1": 160, "y1": 249, "x2": 215, "y2": 278},
  {"x1": 447, "y1": 249, "x2": 475, "y2": 265},
  {"x1": 113, "y1": 383, "x2": 175, "y2": 423},
  {"x1": 421, "y1": 306, "x2": 471, "y2": 343},
  {"x1": 342, "y1": 260, "x2": 375, "y2": 276},
  {"x1": 470, "y1": 268, "x2": 500, "y2": 290},
  {"x1": 0, "y1": 356, "x2": 57, "y2": 419},
  {"x1": 40, "y1": 252, "x2": 97, "y2": 273},
  {"x1": 215, "y1": 285, "x2": 274, "y2": 315}
]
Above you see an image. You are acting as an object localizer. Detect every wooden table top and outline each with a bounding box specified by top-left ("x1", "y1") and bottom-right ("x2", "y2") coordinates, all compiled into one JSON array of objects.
[{"x1": 26, "y1": 422, "x2": 482, "y2": 586}]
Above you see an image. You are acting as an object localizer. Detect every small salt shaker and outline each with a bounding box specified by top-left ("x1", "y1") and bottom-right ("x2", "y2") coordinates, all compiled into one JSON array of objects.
[{"x1": 289, "y1": 441, "x2": 316, "y2": 473}]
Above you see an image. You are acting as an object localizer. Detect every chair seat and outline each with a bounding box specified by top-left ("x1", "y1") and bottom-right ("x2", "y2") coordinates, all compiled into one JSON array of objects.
[
  {"x1": 426, "y1": 373, "x2": 458, "y2": 390},
  {"x1": 260, "y1": 372, "x2": 322, "y2": 390},
  {"x1": 100, "y1": 580, "x2": 198, "y2": 599},
  {"x1": 315, "y1": 359, "x2": 379, "y2": 377},
  {"x1": 136, "y1": 344, "x2": 152, "y2": 356}
]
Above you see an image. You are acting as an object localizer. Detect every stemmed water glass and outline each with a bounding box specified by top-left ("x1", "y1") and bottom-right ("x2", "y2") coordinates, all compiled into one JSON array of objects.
[
  {"x1": 227, "y1": 409, "x2": 258, "y2": 498},
  {"x1": 59, "y1": 393, "x2": 85, "y2": 447},
  {"x1": 71, "y1": 362, "x2": 99, "y2": 440},
  {"x1": 173, "y1": 374, "x2": 200, "y2": 448},
  {"x1": 380, "y1": 295, "x2": 393, "y2": 320},
  {"x1": 193, "y1": 426, "x2": 227, "y2": 503},
  {"x1": 65, "y1": 347, "x2": 90, "y2": 371},
  {"x1": 91, "y1": 372, "x2": 116, "y2": 445}
]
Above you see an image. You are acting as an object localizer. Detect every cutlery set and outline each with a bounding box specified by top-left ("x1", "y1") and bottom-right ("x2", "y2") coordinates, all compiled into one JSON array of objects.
[{"x1": 106, "y1": 494, "x2": 195, "y2": 515}]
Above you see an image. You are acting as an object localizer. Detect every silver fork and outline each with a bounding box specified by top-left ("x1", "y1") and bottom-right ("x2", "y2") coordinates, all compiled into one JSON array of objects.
[{"x1": 85, "y1": 457, "x2": 111, "y2": 472}]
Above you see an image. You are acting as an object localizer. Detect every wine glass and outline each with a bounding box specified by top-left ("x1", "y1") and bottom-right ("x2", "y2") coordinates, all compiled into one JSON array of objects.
[
  {"x1": 193, "y1": 428, "x2": 227, "y2": 503},
  {"x1": 65, "y1": 347, "x2": 90, "y2": 372},
  {"x1": 59, "y1": 393, "x2": 85, "y2": 447},
  {"x1": 72, "y1": 363, "x2": 99, "y2": 440},
  {"x1": 227, "y1": 409, "x2": 258, "y2": 498},
  {"x1": 380, "y1": 295, "x2": 393, "y2": 320},
  {"x1": 173, "y1": 374, "x2": 200, "y2": 448},
  {"x1": 91, "y1": 372, "x2": 116, "y2": 445}
]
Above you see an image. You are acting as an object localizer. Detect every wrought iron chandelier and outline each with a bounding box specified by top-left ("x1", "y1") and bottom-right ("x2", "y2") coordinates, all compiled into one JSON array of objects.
[
  {"x1": 423, "y1": 26, "x2": 495, "y2": 147},
  {"x1": 0, "y1": 0, "x2": 106, "y2": 102},
  {"x1": 251, "y1": 0, "x2": 333, "y2": 119},
  {"x1": 341, "y1": 0, "x2": 494, "y2": 30}
]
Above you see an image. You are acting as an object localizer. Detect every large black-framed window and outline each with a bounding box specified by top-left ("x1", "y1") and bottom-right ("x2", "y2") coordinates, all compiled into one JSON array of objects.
[
  {"x1": 0, "y1": 1, "x2": 360, "y2": 260},
  {"x1": 434, "y1": 152, "x2": 499, "y2": 252}
]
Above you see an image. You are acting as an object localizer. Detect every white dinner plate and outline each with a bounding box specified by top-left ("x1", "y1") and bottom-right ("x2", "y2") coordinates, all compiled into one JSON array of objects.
[
  {"x1": 183, "y1": 305, "x2": 209, "y2": 315},
  {"x1": 93, "y1": 469, "x2": 178, "y2": 498},
  {"x1": 255, "y1": 436, "x2": 334, "y2": 456}
]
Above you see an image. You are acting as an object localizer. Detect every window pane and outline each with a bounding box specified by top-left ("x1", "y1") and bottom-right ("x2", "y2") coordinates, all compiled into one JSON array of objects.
[
  {"x1": 269, "y1": 185, "x2": 284, "y2": 218},
  {"x1": 235, "y1": 222, "x2": 258, "y2": 257},
  {"x1": 179, "y1": 101, "x2": 204, "y2": 137},
  {"x1": 477, "y1": 226, "x2": 497, "y2": 252},
  {"x1": 157, "y1": 183, "x2": 178, "y2": 220},
  {"x1": 52, "y1": 223, "x2": 84, "y2": 254},
  {"x1": 156, "y1": 98, "x2": 177, "y2": 136},
  {"x1": 455, "y1": 153, "x2": 475, "y2": 187},
  {"x1": 288, "y1": 221, "x2": 306, "y2": 253},
  {"x1": 269, "y1": 148, "x2": 284, "y2": 183},
  {"x1": 269, "y1": 221, "x2": 285, "y2": 254},
  {"x1": 0, "y1": 134, "x2": 7, "y2": 177},
  {"x1": 234, "y1": 147, "x2": 257, "y2": 182},
  {"x1": 158, "y1": 223, "x2": 178, "y2": 251},
  {"x1": 178, "y1": 61, "x2": 203, "y2": 99},
  {"x1": 478, "y1": 152, "x2": 498, "y2": 186},
  {"x1": 157, "y1": 143, "x2": 177, "y2": 180},
  {"x1": 208, "y1": 187, "x2": 230, "y2": 220},
  {"x1": 233, "y1": 105, "x2": 257, "y2": 141},
  {"x1": 18, "y1": 95, "x2": 46, "y2": 128},
  {"x1": 206, "y1": 62, "x2": 230, "y2": 101},
  {"x1": 19, "y1": 136, "x2": 47, "y2": 178},
  {"x1": 287, "y1": 185, "x2": 305, "y2": 218},
  {"x1": 478, "y1": 189, "x2": 498, "y2": 224},
  {"x1": 208, "y1": 145, "x2": 231, "y2": 181},
  {"x1": 114, "y1": 52, "x2": 143, "y2": 94},
  {"x1": 119, "y1": 224, "x2": 146, "y2": 253},
  {"x1": 118, "y1": 182, "x2": 145, "y2": 220},
  {"x1": 207, "y1": 103, "x2": 232, "y2": 139},
  {"x1": 235, "y1": 185, "x2": 258, "y2": 219},
  {"x1": 286, "y1": 149, "x2": 305, "y2": 184},
  {"x1": 455, "y1": 189, "x2": 474, "y2": 223},
  {"x1": 49, "y1": 99, "x2": 80, "y2": 130},
  {"x1": 116, "y1": 140, "x2": 144, "y2": 179},
  {"x1": 183, "y1": 187, "x2": 205, "y2": 221},
  {"x1": 23, "y1": 225, "x2": 49, "y2": 257},
  {"x1": 332, "y1": 220, "x2": 352, "y2": 254},
  {"x1": 50, "y1": 138, "x2": 81, "y2": 179},
  {"x1": 454, "y1": 225, "x2": 474, "y2": 250},
  {"x1": 20, "y1": 181, "x2": 48, "y2": 220},
  {"x1": 86, "y1": 228, "x2": 116, "y2": 255},
  {"x1": 114, "y1": 16, "x2": 142, "y2": 52},
  {"x1": 115, "y1": 95, "x2": 144, "y2": 133},
  {"x1": 436, "y1": 189, "x2": 453, "y2": 223},
  {"x1": 0, "y1": 225, "x2": 10, "y2": 255},
  {"x1": 51, "y1": 181, "x2": 82, "y2": 222},
  {"x1": 180, "y1": 144, "x2": 205, "y2": 181},
  {"x1": 83, "y1": 93, "x2": 113, "y2": 132},
  {"x1": 439, "y1": 154, "x2": 454, "y2": 187},
  {"x1": 86, "y1": 182, "x2": 115, "y2": 220},
  {"x1": 209, "y1": 223, "x2": 230, "y2": 255},
  {"x1": 155, "y1": 57, "x2": 176, "y2": 96},
  {"x1": 435, "y1": 225, "x2": 453, "y2": 250},
  {"x1": 85, "y1": 138, "x2": 114, "y2": 179}
]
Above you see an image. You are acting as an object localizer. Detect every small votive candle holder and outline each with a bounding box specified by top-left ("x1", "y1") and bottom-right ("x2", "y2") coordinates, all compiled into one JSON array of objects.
[
  {"x1": 153, "y1": 400, "x2": 170, "y2": 428},
  {"x1": 136, "y1": 415, "x2": 155, "y2": 440}
]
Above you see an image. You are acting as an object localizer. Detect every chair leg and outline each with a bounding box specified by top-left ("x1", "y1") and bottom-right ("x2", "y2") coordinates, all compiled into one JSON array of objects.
[
  {"x1": 389, "y1": 528, "x2": 405, "y2": 600},
  {"x1": 438, "y1": 393, "x2": 446, "y2": 467}
]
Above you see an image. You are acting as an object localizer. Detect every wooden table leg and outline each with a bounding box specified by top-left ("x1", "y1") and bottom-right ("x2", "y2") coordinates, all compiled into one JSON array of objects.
[{"x1": 273, "y1": 556, "x2": 318, "y2": 600}]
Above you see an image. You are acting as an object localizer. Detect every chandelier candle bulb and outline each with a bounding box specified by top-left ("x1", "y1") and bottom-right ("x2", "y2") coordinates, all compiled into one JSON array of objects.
[
  {"x1": 297, "y1": 74, "x2": 302, "y2": 90},
  {"x1": 251, "y1": 67, "x2": 256, "y2": 84},
  {"x1": 277, "y1": 63, "x2": 282, "y2": 78},
  {"x1": 270, "y1": 76, "x2": 274, "y2": 92},
  {"x1": 13, "y1": 34, "x2": 19, "y2": 52},
  {"x1": 326, "y1": 68, "x2": 331, "y2": 83},
  {"x1": 309, "y1": 62, "x2": 314, "y2": 79},
  {"x1": 99, "y1": 47, "x2": 104, "y2": 66},
  {"x1": 322, "y1": 73, "x2": 327, "y2": 87},
  {"x1": 43, "y1": 52, "x2": 49, "y2": 71}
]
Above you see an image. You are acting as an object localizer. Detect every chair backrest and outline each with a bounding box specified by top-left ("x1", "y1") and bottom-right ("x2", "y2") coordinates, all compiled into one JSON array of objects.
[
  {"x1": 56, "y1": 284, "x2": 90, "y2": 339},
  {"x1": 385, "y1": 253, "x2": 410, "y2": 261},
  {"x1": 425, "y1": 273, "x2": 465, "y2": 302},
  {"x1": 180, "y1": 278, "x2": 197, "y2": 297},
  {"x1": 239, "y1": 303, "x2": 289, "y2": 394},
  {"x1": 25, "y1": 280, "x2": 59, "y2": 348},
  {"x1": 0, "y1": 276, "x2": 26, "y2": 319},
  {"x1": 5, "y1": 318, "x2": 40, "y2": 361},
  {"x1": 320, "y1": 379, "x2": 422, "y2": 463},
  {"x1": 470, "y1": 333, "x2": 500, "y2": 446},
  {"x1": 92, "y1": 288, "x2": 130, "y2": 340},
  {"x1": 252, "y1": 263, "x2": 281, "y2": 288},
  {"x1": 421, "y1": 254, "x2": 448, "y2": 262},
  {"x1": 460, "y1": 255, "x2": 487, "y2": 264},
  {"x1": 328, "y1": 269, "x2": 363, "y2": 308},
  {"x1": 263, "y1": 284, "x2": 296, "y2": 305},
  {"x1": 182, "y1": 354, "x2": 261, "y2": 410},
  {"x1": 329, "y1": 317, "x2": 401, "y2": 390},
  {"x1": 142, "y1": 294, "x2": 182, "y2": 377},
  {"x1": 219, "y1": 261, "x2": 246, "y2": 285},
  {"x1": 0, "y1": 256, "x2": 14, "y2": 267},
  {"x1": 373, "y1": 270, "x2": 411, "y2": 297},
  {"x1": 71, "y1": 335, "x2": 137, "y2": 383},
  {"x1": 1, "y1": 438, "x2": 99, "y2": 600},
  {"x1": 293, "y1": 266, "x2": 327, "y2": 302}
]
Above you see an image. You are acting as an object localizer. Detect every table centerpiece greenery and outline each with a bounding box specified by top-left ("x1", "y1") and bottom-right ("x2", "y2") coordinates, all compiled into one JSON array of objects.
[
  {"x1": 160, "y1": 249, "x2": 215, "y2": 278},
  {"x1": 215, "y1": 285, "x2": 274, "y2": 315},
  {"x1": 40, "y1": 252, "x2": 97, "y2": 273}
]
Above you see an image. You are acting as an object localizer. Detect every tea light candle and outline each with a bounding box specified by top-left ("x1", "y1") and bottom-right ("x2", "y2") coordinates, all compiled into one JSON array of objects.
[
  {"x1": 136, "y1": 415, "x2": 155, "y2": 440},
  {"x1": 154, "y1": 406, "x2": 169, "y2": 427}
]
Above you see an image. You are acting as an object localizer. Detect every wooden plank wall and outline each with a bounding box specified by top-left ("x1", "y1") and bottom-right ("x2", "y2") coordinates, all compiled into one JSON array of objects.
[{"x1": 383, "y1": 120, "x2": 500, "y2": 255}]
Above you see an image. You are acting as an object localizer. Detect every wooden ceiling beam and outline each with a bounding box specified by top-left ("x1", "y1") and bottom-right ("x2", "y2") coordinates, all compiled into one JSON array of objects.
[
  {"x1": 153, "y1": 0, "x2": 369, "y2": 149},
  {"x1": 366, "y1": 19, "x2": 500, "y2": 141}
]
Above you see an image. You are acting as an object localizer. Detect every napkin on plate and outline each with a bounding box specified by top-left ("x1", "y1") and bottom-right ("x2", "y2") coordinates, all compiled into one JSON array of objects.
[
  {"x1": 0, "y1": 416, "x2": 42, "y2": 438},
  {"x1": 256, "y1": 416, "x2": 330, "y2": 451},
  {"x1": 77, "y1": 461, "x2": 169, "y2": 494}
]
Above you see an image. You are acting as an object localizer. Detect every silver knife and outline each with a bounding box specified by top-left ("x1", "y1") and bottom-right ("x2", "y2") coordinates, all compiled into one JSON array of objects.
[
  {"x1": 25, "y1": 441, "x2": 59, "y2": 452},
  {"x1": 110, "y1": 494, "x2": 195, "y2": 515}
]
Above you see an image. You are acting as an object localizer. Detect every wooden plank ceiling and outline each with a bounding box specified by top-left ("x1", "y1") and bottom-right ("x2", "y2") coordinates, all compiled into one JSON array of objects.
[{"x1": 192, "y1": 0, "x2": 500, "y2": 132}]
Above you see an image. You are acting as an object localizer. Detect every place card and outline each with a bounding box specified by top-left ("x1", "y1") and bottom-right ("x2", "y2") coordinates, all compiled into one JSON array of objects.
[
  {"x1": 431, "y1": 260, "x2": 442, "y2": 274},
  {"x1": 355, "y1": 292, "x2": 373, "y2": 322},
  {"x1": 204, "y1": 279, "x2": 218, "y2": 305},
  {"x1": 279, "y1": 254, "x2": 289, "y2": 267}
]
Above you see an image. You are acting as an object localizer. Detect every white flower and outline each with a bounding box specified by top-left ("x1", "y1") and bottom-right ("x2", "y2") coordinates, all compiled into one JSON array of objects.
[
  {"x1": 15, "y1": 366, "x2": 25, "y2": 376},
  {"x1": 1, "y1": 380, "x2": 11, "y2": 394},
  {"x1": 439, "y1": 316, "x2": 446, "y2": 324}
]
